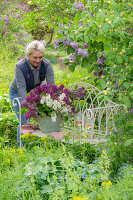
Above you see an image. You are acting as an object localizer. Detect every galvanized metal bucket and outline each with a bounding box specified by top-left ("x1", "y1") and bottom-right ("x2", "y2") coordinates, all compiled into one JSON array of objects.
[{"x1": 38, "y1": 113, "x2": 61, "y2": 133}]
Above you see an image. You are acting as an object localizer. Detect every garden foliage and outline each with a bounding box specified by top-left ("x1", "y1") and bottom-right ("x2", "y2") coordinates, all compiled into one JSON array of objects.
[{"x1": 0, "y1": 0, "x2": 132, "y2": 199}]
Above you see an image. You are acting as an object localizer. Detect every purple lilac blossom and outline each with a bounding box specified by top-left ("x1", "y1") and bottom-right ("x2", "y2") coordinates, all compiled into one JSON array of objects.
[
  {"x1": 115, "y1": 128, "x2": 120, "y2": 132},
  {"x1": 75, "y1": 1, "x2": 85, "y2": 10},
  {"x1": 63, "y1": 96, "x2": 71, "y2": 105},
  {"x1": 98, "y1": 67, "x2": 103, "y2": 72},
  {"x1": 24, "y1": 112, "x2": 31, "y2": 120},
  {"x1": 16, "y1": 14, "x2": 21, "y2": 18},
  {"x1": 97, "y1": 55, "x2": 105, "y2": 65},
  {"x1": 115, "y1": 82, "x2": 120, "y2": 90},
  {"x1": 102, "y1": 72, "x2": 106, "y2": 76},
  {"x1": 28, "y1": 103, "x2": 37, "y2": 110},
  {"x1": 4, "y1": 17, "x2": 11, "y2": 23},
  {"x1": 79, "y1": 22, "x2": 83, "y2": 27},
  {"x1": 53, "y1": 39, "x2": 61, "y2": 50},
  {"x1": 93, "y1": 71, "x2": 99, "y2": 76},
  {"x1": 77, "y1": 48, "x2": 89, "y2": 57},
  {"x1": 58, "y1": 84, "x2": 65, "y2": 91},
  {"x1": 71, "y1": 41, "x2": 79, "y2": 49},
  {"x1": 63, "y1": 38, "x2": 70, "y2": 46},
  {"x1": 69, "y1": 54, "x2": 75, "y2": 61},
  {"x1": 58, "y1": 23, "x2": 63, "y2": 27},
  {"x1": 21, "y1": 100, "x2": 28, "y2": 107},
  {"x1": 83, "y1": 43, "x2": 89, "y2": 48},
  {"x1": 131, "y1": 109, "x2": 133, "y2": 114}
]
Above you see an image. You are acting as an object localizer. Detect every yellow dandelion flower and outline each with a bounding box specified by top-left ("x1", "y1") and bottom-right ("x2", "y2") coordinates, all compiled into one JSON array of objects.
[
  {"x1": 107, "y1": 181, "x2": 112, "y2": 186},
  {"x1": 101, "y1": 182, "x2": 106, "y2": 186},
  {"x1": 102, "y1": 181, "x2": 112, "y2": 189},
  {"x1": 7, "y1": 159, "x2": 10, "y2": 163},
  {"x1": 73, "y1": 197, "x2": 82, "y2": 200},
  {"x1": 41, "y1": 136, "x2": 47, "y2": 141}
]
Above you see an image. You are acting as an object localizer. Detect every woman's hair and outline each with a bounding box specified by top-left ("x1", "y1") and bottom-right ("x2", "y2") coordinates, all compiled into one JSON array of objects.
[{"x1": 26, "y1": 40, "x2": 45, "y2": 55}]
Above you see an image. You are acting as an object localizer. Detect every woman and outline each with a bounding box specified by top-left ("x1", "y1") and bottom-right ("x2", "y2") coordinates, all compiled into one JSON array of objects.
[{"x1": 9, "y1": 40, "x2": 55, "y2": 144}]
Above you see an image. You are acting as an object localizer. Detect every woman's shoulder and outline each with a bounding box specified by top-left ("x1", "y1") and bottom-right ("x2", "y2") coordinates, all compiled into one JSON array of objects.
[
  {"x1": 43, "y1": 58, "x2": 50, "y2": 65},
  {"x1": 16, "y1": 57, "x2": 27, "y2": 67}
]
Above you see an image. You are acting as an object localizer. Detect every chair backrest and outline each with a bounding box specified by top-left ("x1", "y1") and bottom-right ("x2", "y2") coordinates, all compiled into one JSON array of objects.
[
  {"x1": 62, "y1": 82, "x2": 127, "y2": 138},
  {"x1": 67, "y1": 82, "x2": 107, "y2": 113}
]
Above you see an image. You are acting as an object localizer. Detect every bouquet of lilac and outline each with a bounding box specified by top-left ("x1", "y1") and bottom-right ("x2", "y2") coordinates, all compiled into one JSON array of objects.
[{"x1": 21, "y1": 84, "x2": 86, "y2": 121}]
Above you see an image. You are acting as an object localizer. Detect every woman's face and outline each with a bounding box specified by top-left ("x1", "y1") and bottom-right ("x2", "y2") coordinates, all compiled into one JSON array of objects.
[{"x1": 27, "y1": 51, "x2": 43, "y2": 68}]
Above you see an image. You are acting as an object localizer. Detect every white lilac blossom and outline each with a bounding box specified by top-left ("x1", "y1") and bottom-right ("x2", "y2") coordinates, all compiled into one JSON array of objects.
[
  {"x1": 59, "y1": 93, "x2": 66, "y2": 101},
  {"x1": 46, "y1": 99, "x2": 53, "y2": 107}
]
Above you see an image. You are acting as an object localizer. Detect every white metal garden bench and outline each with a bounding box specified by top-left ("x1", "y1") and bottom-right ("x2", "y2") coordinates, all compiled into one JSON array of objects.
[
  {"x1": 59, "y1": 82, "x2": 127, "y2": 144},
  {"x1": 13, "y1": 82, "x2": 127, "y2": 148}
]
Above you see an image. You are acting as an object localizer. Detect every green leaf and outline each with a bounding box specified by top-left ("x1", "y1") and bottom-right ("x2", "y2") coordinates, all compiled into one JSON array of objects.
[
  {"x1": 64, "y1": 58, "x2": 69, "y2": 65},
  {"x1": 69, "y1": 64, "x2": 75, "y2": 72},
  {"x1": 106, "y1": 52, "x2": 115, "y2": 60},
  {"x1": 84, "y1": 35, "x2": 89, "y2": 43},
  {"x1": 117, "y1": 56, "x2": 123, "y2": 63},
  {"x1": 123, "y1": 82, "x2": 130, "y2": 89},
  {"x1": 123, "y1": 55, "x2": 129, "y2": 62},
  {"x1": 124, "y1": 97, "x2": 131, "y2": 108},
  {"x1": 100, "y1": 80, "x2": 106, "y2": 89},
  {"x1": 97, "y1": 52, "x2": 102, "y2": 58},
  {"x1": 74, "y1": 16, "x2": 78, "y2": 26},
  {"x1": 41, "y1": 185, "x2": 53, "y2": 194},
  {"x1": 129, "y1": 91, "x2": 133, "y2": 97},
  {"x1": 103, "y1": 24, "x2": 109, "y2": 33},
  {"x1": 110, "y1": 136, "x2": 115, "y2": 143},
  {"x1": 104, "y1": 96, "x2": 110, "y2": 101},
  {"x1": 63, "y1": 17, "x2": 69, "y2": 23},
  {"x1": 83, "y1": 18, "x2": 87, "y2": 24},
  {"x1": 88, "y1": 21, "x2": 93, "y2": 27},
  {"x1": 124, "y1": 139, "x2": 133, "y2": 147},
  {"x1": 67, "y1": 45, "x2": 75, "y2": 54},
  {"x1": 108, "y1": 91, "x2": 113, "y2": 95},
  {"x1": 81, "y1": 58, "x2": 89, "y2": 68},
  {"x1": 109, "y1": 67, "x2": 115, "y2": 73}
]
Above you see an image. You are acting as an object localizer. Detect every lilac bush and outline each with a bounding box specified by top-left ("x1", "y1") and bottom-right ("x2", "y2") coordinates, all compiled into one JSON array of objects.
[
  {"x1": 21, "y1": 84, "x2": 86, "y2": 120},
  {"x1": 75, "y1": 1, "x2": 85, "y2": 10}
]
